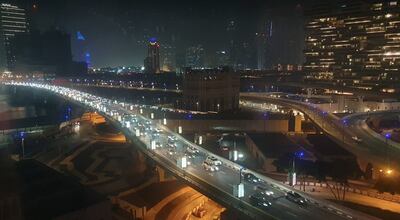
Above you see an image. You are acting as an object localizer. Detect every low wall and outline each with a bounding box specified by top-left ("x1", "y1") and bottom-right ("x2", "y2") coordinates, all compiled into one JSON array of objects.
[{"x1": 165, "y1": 119, "x2": 288, "y2": 133}]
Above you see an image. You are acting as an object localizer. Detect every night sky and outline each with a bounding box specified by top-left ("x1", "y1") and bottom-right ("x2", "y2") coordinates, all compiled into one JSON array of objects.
[{"x1": 12, "y1": 0, "x2": 318, "y2": 67}]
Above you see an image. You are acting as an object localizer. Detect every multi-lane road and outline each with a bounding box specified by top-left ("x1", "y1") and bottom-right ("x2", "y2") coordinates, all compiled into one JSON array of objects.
[
  {"x1": 5, "y1": 82, "x2": 375, "y2": 220},
  {"x1": 241, "y1": 93, "x2": 400, "y2": 174}
]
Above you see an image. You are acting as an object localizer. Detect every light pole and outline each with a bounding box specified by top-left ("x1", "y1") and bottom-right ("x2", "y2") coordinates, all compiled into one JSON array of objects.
[
  {"x1": 239, "y1": 167, "x2": 246, "y2": 184},
  {"x1": 20, "y1": 132, "x2": 25, "y2": 159},
  {"x1": 341, "y1": 119, "x2": 347, "y2": 144},
  {"x1": 385, "y1": 133, "x2": 391, "y2": 169}
]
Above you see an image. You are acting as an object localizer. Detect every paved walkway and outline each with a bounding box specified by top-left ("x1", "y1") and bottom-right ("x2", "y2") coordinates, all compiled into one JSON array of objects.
[{"x1": 298, "y1": 185, "x2": 400, "y2": 214}]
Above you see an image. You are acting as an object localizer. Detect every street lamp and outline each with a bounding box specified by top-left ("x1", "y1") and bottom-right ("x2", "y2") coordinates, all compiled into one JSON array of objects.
[
  {"x1": 341, "y1": 119, "x2": 347, "y2": 144},
  {"x1": 20, "y1": 132, "x2": 25, "y2": 159},
  {"x1": 239, "y1": 167, "x2": 246, "y2": 184},
  {"x1": 385, "y1": 133, "x2": 391, "y2": 170},
  {"x1": 178, "y1": 120, "x2": 182, "y2": 134},
  {"x1": 289, "y1": 151, "x2": 304, "y2": 186}
]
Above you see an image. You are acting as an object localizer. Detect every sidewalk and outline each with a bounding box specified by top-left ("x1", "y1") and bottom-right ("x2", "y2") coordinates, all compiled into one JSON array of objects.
[{"x1": 300, "y1": 184, "x2": 400, "y2": 214}]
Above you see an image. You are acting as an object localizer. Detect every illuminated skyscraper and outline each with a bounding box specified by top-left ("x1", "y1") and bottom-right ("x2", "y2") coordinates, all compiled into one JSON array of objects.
[
  {"x1": 144, "y1": 37, "x2": 160, "y2": 73},
  {"x1": 304, "y1": 1, "x2": 400, "y2": 88},
  {"x1": 75, "y1": 31, "x2": 91, "y2": 68},
  {"x1": 0, "y1": 3, "x2": 28, "y2": 72}
]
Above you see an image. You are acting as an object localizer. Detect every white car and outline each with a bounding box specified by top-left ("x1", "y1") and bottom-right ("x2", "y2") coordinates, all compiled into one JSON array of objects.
[
  {"x1": 206, "y1": 156, "x2": 222, "y2": 166},
  {"x1": 352, "y1": 136, "x2": 363, "y2": 143},
  {"x1": 203, "y1": 161, "x2": 219, "y2": 172},
  {"x1": 187, "y1": 146, "x2": 200, "y2": 154}
]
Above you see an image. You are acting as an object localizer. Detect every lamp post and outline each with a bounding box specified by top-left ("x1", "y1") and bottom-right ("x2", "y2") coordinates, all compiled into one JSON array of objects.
[
  {"x1": 341, "y1": 119, "x2": 347, "y2": 144},
  {"x1": 20, "y1": 132, "x2": 25, "y2": 159},
  {"x1": 239, "y1": 167, "x2": 246, "y2": 184},
  {"x1": 385, "y1": 133, "x2": 391, "y2": 169}
]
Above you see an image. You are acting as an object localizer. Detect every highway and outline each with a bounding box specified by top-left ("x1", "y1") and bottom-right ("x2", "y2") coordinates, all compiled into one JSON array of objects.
[
  {"x1": 5, "y1": 82, "x2": 375, "y2": 220},
  {"x1": 343, "y1": 111, "x2": 400, "y2": 171},
  {"x1": 240, "y1": 93, "x2": 400, "y2": 174}
]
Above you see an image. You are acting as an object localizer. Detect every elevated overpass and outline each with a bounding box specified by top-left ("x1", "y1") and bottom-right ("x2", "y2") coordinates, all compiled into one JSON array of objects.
[
  {"x1": 3, "y1": 82, "x2": 376, "y2": 220},
  {"x1": 240, "y1": 93, "x2": 400, "y2": 175}
]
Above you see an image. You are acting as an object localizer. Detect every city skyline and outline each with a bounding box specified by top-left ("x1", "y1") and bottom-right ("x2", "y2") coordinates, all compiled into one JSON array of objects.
[
  {"x1": 6, "y1": 0, "x2": 318, "y2": 68},
  {"x1": 1, "y1": 1, "x2": 400, "y2": 220}
]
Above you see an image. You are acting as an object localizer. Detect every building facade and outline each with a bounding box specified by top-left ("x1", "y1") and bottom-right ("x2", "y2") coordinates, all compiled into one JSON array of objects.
[
  {"x1": 0, "y1": 3, "x2": 28, "y2": 72},
  {"x1": 304, "y1": 1, "x2": 400, "y2": 89},
  {"x1": 11, "y1": 28, "x2": 86, "y2": 76},
  {"x1": 185, "y1": 45, "x2": 205, "y2": 69},
  {"x1": 182, "y1": 67, "x2": 240, "y2": 112},
  {"x1": 144, "y1": 37, "x2": 160, "y2": 73}
]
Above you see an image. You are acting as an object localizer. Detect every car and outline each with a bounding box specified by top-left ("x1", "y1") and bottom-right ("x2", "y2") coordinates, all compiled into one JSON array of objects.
[
  {"x1": 202, "y1": 161, "x2": 219, "y2": 172},
  {"x1": 352, "y1": 136, "x2": 363, "y2": 143},
  {"x1": 249, "y1": 193, "x2": 272, "y2": 210},
  {"x1": 187, "y1": 146, "x2": 200, "y2": 154},
  {"x1": 167, "y1": 143, "x2": 177, "y2": 148},
  {"x1": 185, "y1": 151, "x2": 196, "y2": 159},
  {"x1": 168, "y1": 135, "x2": 177, "y2": 143},
  {"x1": 286, "y1": 191, "x2": 307, "y2": 205},
  {"x1": 256, "y1": 186, "x2": 274, "y2": 196},
  {"x1": 205, "y1": 156, "x2": 222, "y2": 166},
  {"x1": 167, "y1": 148, "x2": 176, "y2": 155},
  {"x1": 242, "y1": 172, "x2": 262, "y2": 183}
]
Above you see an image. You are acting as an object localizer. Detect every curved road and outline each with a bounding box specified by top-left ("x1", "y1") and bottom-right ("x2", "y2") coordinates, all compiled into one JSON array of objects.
[
  {"x1": 3, "y1": 82, "x2": 376, "y2": 220},
  {"x1": 240, "y1": 93, "x2": 400, "y2": 174}
]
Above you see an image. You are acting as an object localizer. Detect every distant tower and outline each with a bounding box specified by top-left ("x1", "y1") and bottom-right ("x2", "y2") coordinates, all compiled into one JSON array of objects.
[
  {"x1": 76, "y1": 31, "x2": 91, "y2": 67},
  {"x1": 144, "y1": 37, "x2": 160, "y2": 73},
  {"x1": 185, "y1": 45, "x2": 205, "y2": 68},
  {"x1": 0, "y1": 3, "x2": 28, "y2": 72}
]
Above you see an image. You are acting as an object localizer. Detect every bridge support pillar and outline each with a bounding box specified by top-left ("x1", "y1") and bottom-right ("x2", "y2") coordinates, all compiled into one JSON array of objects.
[{"x1": 155, "y1": 165, "x2": 175, "y2": 182}]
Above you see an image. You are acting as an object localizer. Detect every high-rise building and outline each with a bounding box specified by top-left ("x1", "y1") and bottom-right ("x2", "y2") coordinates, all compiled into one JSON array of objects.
[
  {"x1": 182, "y1": 67, "x2": 240, "y2": 112},
  {"x1": 160, "y1": 43, "x2": 176, "y2": 72},
  {"x1": 11, "y1": 28, "x2": 86, "y2": 76},
  {"x1": 0, "y1": 3, "x2": 28, "y2": 72},
  {"x1": 304, "y1": 1, "x2": 400, "y2": 87},
  {"x1": 258, "y1": 6, "x2": 304, "y2": 70},
  {"x1": 144, "y1": 37, "x2": 160, "y2": 73},
  {"x1": 75, "y1": 31, "x2": 92, "y2": 68},
  {"x1": 185, "y1": 45, "x2": 205, "y2": 68},
  {"x1": 215, "y1": 50, "x2": 230, "y2": 67}
]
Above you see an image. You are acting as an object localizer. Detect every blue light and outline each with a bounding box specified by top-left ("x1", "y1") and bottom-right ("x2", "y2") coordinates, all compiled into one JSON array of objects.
[
  {"x1": 295, "y1": 151, "x2": 304, "y2": 158},
  {"x1": 385, "y1": 133, "x2": 391, "y2": 139},
  {"x1": 19, "y1": 132, "x2": 25, "y2": 138},
  {"x1": 149, "y1": 37, "x2": 157, "y2": 43},
  {"x1": 77, "y1": 31, "x2": 85, "y2": 41}
]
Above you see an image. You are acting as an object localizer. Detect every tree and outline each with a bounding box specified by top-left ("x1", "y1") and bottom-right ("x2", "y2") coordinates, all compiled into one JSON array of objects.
[{"x1": 325, "y1": 159, "x2": 358, "y2": 201}]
